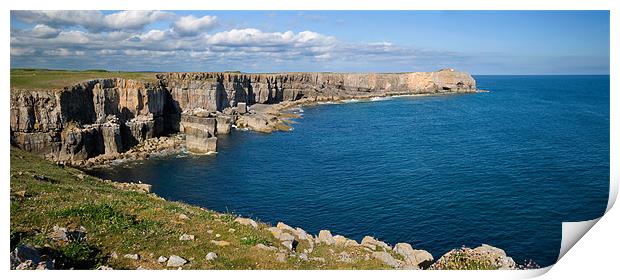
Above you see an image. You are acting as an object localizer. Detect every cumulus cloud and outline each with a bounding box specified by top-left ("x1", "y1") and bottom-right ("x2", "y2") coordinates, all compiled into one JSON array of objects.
[
  {"x1": 205, "y1": 29, "x2": 335, "y2": 48},
  {"x1": 172, "y1": 15, "x2": 218, "y2": 36},
  {"x1": 30, "y1": 24, "x2": 60, "y2": 38},
  {"x1": 10, "y1": 10, "x2": 467, "y2": 72},
  {"x1": 11, "y1": 10, "x2": 173, "y2": 32}
]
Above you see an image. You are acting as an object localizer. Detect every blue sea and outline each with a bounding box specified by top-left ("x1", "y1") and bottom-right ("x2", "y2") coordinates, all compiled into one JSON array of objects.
[{"x1": 89, "y1": 75, "x2": 610, "y2": 267}]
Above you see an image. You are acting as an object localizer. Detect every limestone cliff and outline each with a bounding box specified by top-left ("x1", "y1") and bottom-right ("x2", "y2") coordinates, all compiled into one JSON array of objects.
[{"x1": 10, "y1": 69, "x2": 477, "y2": 162}]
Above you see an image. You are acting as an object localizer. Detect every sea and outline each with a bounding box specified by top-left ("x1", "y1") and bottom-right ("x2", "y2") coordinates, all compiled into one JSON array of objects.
[{"x1": 88, "y1": 75, "x2": 610, "y2": 267}]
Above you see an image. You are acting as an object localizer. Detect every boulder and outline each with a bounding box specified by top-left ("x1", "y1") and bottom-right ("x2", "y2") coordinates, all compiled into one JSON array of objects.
[
  {"x1": 237, "y1": 102, "x2": 247, "y2": 114},
  {"x1": 316, "y1": 230, "x2": 335, "y2": 245},
  {"x1": 157, "y1": 256, "x2": 168, "y2": 263},
  {"x1": 205, "y1": 252, "x2": 218, "y2": 261},
  {"x1": 372, "y1": 251, "x2": 401, "y2": 268},
  {"x1": 361, "y1": 236, "x2": 391, "y2": 251},
  {"x1": 234, "y1": 217, "x2": 258, "y2": 228},
  {"x1": 123, "y1": 254, "x2": 140, "y2": 260},
  {"x1": 166, "y1": 255, "x2": 187, "y2": 267},
  {"x1": 393, "y1": 242, "x2": 434, "y2": 269},
  {"x1": 276, "y1": 222, "x2": 296, "y2": 232},
  {"x1": 179, "y1": 234, "x2": 194, "y2": 241},
  {"x1": 255, "y1": 244, "x2": 277, "y2": 251},
  {"x1": 431, "y1": 244, "x2": 516, "y2": 270}
]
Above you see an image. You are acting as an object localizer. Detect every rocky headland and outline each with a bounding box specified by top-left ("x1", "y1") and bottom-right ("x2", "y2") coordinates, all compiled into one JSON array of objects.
[
  {"x1": 10, "y1": 68, "x2": 477, "y2": 167},
  {"x1": 9, "y1": 68, "x2": 525, "y2": 270}
]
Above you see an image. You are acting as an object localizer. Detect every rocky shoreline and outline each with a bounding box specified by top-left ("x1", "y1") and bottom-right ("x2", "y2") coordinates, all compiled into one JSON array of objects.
[
  {"x1": 11, "y1": 155, "x2": 520, "y2": 270},
  {"x1": 9, "y1": 69, "x2": 526, "y2": 270}
]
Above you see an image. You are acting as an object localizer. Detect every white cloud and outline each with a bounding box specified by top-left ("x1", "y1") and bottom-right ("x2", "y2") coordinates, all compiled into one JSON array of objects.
[
  {"x1": 138, "y1": 29, "x2": 168, "y2": 42},
  {"x1": 10, "y1": 11, "x2": 467, "y2": 72},
  {"x1": 172, "y1": 15, "x2": 218, "y2": 36},
  {"x1": 205, "y1": 28, "x2": 335, "y2": 47},
  {"x1": 30, "y1": 24, "x2": 60, "y2": 38},
  {"x1": 11, "y1": 10, "x2": 174, "y2": 32},
  {"x1": 103, "y1": 11, "x2": 173, "y2": 31},
  {"x1": 43, "y1": 48, "x2": 85, "y2": 56}
]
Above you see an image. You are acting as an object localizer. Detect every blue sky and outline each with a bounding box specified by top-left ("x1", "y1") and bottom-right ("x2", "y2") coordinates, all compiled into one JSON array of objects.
[{"x1": 10, "y1": 10, "x2": 610, "y2": 74}]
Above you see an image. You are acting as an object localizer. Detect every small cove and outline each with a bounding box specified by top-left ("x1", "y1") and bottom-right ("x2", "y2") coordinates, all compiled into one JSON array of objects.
[{"x1": 88, "y1": 75, "x2": 610, "y2": 267}]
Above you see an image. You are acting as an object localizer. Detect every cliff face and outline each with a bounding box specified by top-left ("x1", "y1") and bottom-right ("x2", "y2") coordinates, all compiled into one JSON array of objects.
[
  {"x1": 158, "y1": 68, "x2": 476, "y2": 112},
  {"x1": 10, "y1": 78, "x2": 167, "y2": 161},
  {"x1": 10, "y1": 69, "x2": 476, "y2": 162}
]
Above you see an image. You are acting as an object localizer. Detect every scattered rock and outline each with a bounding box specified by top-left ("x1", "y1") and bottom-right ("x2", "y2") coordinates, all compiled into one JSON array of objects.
[
  {"x1": 281, "y1": 239, "x2": 299, "y2": 251},
  {"x1": 207, "y1": 230, "x2": 214, "y2": 234},
  {"x1": 431, "y1": 244, "x2": 516, "y2": 270},
  {"x1": 333, "y1": 235, "x2": 348, "y2": 246},
  {"x1": 316, "y1": 230, "x2": 335, "y2": 245},
  {"x1": 234, "y1": 217, "x2": 258, "y2": 228},
  {"x1": 210, "y1": 240, "x2": 230, "y2": 247},
  {"x1": 372, "y1": 251, "x2": 401, "y2": 268},
  {"x1": 16, "y1": 260, "x2": 35, "y2": 270},
  {"x1": 255, "y1": 244, "x2": 277, "y2": 251},
  {"x1": 179, "y1": 234, "x2": 195, "y2": 241},
  {"x1": 11, "y1": 244, "x2": 46, "y2": 270},
  {"x1": 361, "y1": 236, "x2": 391, "y2": 251},
  {"x1": 298, "y1": 253, "x2": 309, "y2": 261},
  {"x1": 157, "y1": 256, "x2": 168, "y2": 263},
  {"x1": 178, "y1": 213, "x2": 189, "y2": 220},
  {"x1": 228, "y1": 228, "x2": 235, "y2": 233},
  {"x1": 97, "y1": 265, "x2": 113, "y2": 270},
  {"x1": 345, "y1": 239, "x2": 360, "y2": 247},
  {"x1": 166, "y1": 255, "x2": 187, "y2": 267},
  {"x1": 215, "y1": 234, "x2": 221, "y2": 238},
  {"x1": 49, "y1": 225, "x2": 87, "y2": 242},
  {"x1": 205, "y1": 252, "x2": 218, "y2": 261},
  {"x1": 393, "y1": 243, "x2": 434, "y2": 269},
  {"x1": 110, "y1": 252, "x2": 118, "y2": 259},
  {"x1": 123, "y1": 254, "x2": 140, "y2": 260},
  {"x1": 276, "y1": 222, "x2": 296, "y2": 232}
]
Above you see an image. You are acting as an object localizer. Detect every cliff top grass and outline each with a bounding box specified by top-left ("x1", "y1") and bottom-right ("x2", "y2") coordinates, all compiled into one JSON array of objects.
[
  {"x1": 10, "y1": 68, "x2": 160, "y2": 90},
  {"x1": 10, "y1": 147, "x2": 394, "y2": 270}
]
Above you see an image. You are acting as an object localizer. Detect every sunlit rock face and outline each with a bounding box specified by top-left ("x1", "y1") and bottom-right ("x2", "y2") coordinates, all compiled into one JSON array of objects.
[{"x1": 10, "y1": 69, "x2": 476, "y2": 160}]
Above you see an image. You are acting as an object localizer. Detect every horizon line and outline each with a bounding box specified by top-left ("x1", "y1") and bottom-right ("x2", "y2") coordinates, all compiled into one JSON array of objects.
[{"x1": 9, "y1": 68, "x2": 610, "y2": 76}]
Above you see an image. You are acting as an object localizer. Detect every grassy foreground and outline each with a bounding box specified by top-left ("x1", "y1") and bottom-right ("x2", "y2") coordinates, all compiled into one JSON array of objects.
[
  {"x1": 10, "y1": 147, "x2": 393, "y2": 270},
  {"x1": 10, "y1": 69, "x2": 159, "y2": 90}
]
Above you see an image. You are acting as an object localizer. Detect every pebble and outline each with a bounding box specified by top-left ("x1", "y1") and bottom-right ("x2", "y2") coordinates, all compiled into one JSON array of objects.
[
  {"x1": 123, "y1": 254, "x2": 140, "y2": 260},
  {"x1": 179, "y1": 234, "x2": 195, "y2": 241},
  {"x1": 205, "y1": 252, "x2": 218, "y2": 261}
]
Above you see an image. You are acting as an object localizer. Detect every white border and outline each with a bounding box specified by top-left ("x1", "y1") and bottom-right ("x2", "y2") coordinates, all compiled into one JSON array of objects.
[{"x1": 3, "y1": 1, "x2": 618, "y2": 280}]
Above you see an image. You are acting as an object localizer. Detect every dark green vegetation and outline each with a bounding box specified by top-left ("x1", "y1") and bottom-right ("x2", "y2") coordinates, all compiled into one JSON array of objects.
[
  {"x1": 10, "y1": 147, "x2": 392, "y2": 269},
  {"x1": 10, "y1": 69, "x2": 159, "y2": 89}
]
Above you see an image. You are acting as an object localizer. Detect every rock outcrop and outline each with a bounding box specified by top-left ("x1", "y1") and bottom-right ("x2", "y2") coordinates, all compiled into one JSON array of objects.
[
  {"x1": 10, "y1": 69, "x2": 477, "y2": 162},
  {"x1": 10, "y1": 78, "x2": 167, "y2": 162}
]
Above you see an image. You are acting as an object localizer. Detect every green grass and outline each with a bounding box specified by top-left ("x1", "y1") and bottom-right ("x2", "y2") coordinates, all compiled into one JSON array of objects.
[
  {"x1": 10, "y1": 68, "x2": 159, "y2": 90},
  {"x1": 10, "y1": 146, "x2": 392, "y2": 270}
]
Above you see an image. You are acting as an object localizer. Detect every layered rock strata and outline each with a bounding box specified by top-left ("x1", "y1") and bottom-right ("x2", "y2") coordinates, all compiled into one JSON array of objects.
[{"x1": 10, "y1": 69, "x2": 477, "y2": 163}]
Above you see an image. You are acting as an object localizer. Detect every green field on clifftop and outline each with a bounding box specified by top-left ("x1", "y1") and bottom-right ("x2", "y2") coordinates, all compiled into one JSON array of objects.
[
  {"x1": 10, "y1": 69, "x2": 159, "y2": 90},
  {"x1": 10, "y1": 147, "x2": 396, "y2": 270}
]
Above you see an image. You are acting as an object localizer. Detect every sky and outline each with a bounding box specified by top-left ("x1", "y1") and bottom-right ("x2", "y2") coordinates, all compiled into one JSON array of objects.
[{"x1": 9, "y1": 10, "x2": 610, "y2": 74}]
